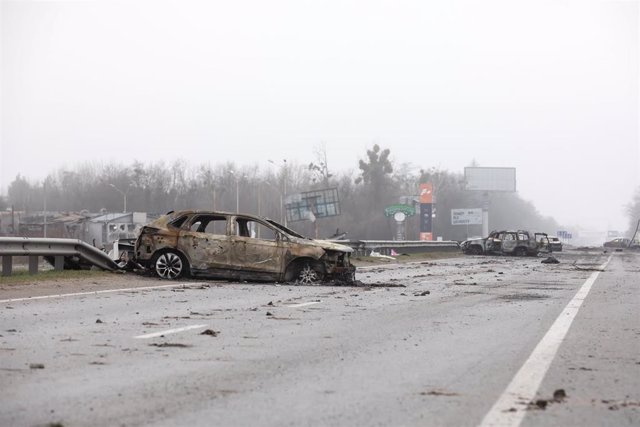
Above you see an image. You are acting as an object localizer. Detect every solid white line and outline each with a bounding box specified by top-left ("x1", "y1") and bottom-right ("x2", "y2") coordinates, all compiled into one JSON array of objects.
[
  {"x1": 287, "y1": 301, "x2": 322, "y2": 308},
  {"x1": 0, "y1": 282, "x2": 202, "y2": 304},
  {"x1": 134, "y1": 324, "x2": 208, "y2": 339},
  {"x1": 478, "y1": 255, "x2": 611, "y2": 427}
]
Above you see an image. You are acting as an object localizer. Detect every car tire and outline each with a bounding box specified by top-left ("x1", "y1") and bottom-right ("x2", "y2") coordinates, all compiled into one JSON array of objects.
[
  {"x1": 294, "y1": 261, "x2": 325, "y2": 285},
  {"x1": 468, "y1": 246, "x2": 483, "y2": 255},
  {"x1": 152, "y1": 250, "x2": 188, "y2": 280},
  {"x1": 514, "y1": 247, "x2": 528, "y2": 257}
]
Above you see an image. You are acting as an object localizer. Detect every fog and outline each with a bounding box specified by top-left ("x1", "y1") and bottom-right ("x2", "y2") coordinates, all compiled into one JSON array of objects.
[{"x1": 1, "y1": 0, "x2": 638, "y2": 232}]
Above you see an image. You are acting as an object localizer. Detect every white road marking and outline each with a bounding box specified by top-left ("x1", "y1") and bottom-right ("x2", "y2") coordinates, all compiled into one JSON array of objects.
[
  {"x1": 479, "y1": 255, "x2": 612, "y2": 427},
  {"x1": 134, "y1": 324, "x2": 208, "y2": 339},
  {"x1": 287, "y1": 301, "x2": 322, "y2": 308},
  {"x1": 0, "y1": 283, "x2": 204, "y2": 304}
]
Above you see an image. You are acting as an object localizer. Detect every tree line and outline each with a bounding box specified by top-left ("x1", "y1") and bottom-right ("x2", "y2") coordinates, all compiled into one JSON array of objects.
[{"x1": 1, "y1": 145, "x2": 564, "y2": 240}]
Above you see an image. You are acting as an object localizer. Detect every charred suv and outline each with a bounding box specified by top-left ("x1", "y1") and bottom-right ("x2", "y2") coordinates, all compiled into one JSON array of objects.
[
  {"x1": 460, "y1": 230, "x2": 550, "y2": 257},
  {"x1": 134, "y1": 210, "x2": 356, "y2": 284}
]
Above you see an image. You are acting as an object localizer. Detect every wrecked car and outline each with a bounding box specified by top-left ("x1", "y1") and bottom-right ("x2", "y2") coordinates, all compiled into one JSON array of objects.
[
  {"x1": 548, "y1": 236, "x2": 563, "y2": 252},
  {"x1": 134, "y1": 210, "x2": 356, "y2": 284},
  {"x1": 603, "y1": 237, "x2": 640, "y2": 249},
  {"x1": 460, "y1": 230, "x2": 550, "y2": 257}
]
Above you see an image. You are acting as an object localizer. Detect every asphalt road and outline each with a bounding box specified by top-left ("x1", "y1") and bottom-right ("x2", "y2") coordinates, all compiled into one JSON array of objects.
[{"x1": 1, "y1": 249, "x2": 638, "y2": 427}]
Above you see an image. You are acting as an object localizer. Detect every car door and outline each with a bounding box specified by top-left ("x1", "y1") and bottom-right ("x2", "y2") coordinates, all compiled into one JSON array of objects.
[
  {"x1": 534, "y1": 233, "x2": 550, "y2": 253},
  {"x1": 177, "y1": 214, "x2": 231, "y2": 276},
  {"x1": 501, "y1": 232, "x2": 518, "y2": 253},
  {"x1": 228, "y1": 216, "x2": 286, "y2": 277}
]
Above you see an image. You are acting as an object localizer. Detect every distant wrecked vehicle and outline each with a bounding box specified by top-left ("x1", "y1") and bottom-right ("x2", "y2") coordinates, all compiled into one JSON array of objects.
[
  {"x1": 460, "y1": 230, "x2": 550, "y2": 256},
  {"x1": 548, "y1": 236, "x2": 563, "y2": 252},
  {"x1": 134, "y1": 210, "x2": 356, "y2": 284},
  {"x1": 603, "y1": 237, "x2": 640, "y2": 249}
]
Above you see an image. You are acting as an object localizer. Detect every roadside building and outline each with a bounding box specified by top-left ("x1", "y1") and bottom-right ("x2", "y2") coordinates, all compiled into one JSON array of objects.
[{"x1": 87, "y1": 212, "x2": 147, "y2": 249}]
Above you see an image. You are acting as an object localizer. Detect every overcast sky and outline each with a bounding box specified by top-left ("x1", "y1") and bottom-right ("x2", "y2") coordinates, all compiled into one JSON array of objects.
[{"x1": 1, "y1": 0, "x2": 638, "y2": 231}]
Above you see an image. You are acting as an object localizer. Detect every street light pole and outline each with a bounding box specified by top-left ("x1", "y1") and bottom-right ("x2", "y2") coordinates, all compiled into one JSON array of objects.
[
  {"x1": 109, "y1": 184, "x2": 127, "y2": 213},
  {"x1": 283, "y1": 160, "x2": 288, "y2": 227},
  {"x1": 229, "y1": 171, "x2": 243, "y2": 213},
  {"x1": 43, "y1": 181, "x2": 47, "y2": 238},
  {"x1": 268, "y1": 159, "x2": 288, "y2": 226}
]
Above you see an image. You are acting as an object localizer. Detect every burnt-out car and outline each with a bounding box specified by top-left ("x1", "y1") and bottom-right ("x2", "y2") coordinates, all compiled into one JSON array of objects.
[
  {"x1": 603, "y1": 237, "x2": 640, "y2": 250},
  {"x1": 461, "y1": 230, "x2": 550, "y2": 256},
  {"x1": 134, "y1": 210, "x2": 356, "y2": 284},
  {"x1": 548, "y1": 236, "x2": 563, "y2": 252}
]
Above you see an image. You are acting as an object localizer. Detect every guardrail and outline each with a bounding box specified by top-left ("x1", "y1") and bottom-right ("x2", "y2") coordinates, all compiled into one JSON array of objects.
[
  {"x1": 0, "y1": 236, "x2": 459, "y2": 277},
  {"x1": 335, "y1": 240, "x2": 460, "y2": 257},
  {"x1": 0, "y1": 237, "x2": 120, "y2": 277}
]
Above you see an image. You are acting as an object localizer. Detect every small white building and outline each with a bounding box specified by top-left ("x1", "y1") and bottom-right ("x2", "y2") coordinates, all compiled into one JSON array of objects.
[{"x1": 87, "y1": 212, "x2": 147, "y2": 248}]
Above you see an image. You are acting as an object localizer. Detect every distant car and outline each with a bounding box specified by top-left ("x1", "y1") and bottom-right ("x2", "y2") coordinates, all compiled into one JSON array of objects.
[
  {"x1": 603, "y1": 237, "x2": 639, "y2": 249},
  {"x1": 548, "y1": 236, "x2": 563, "y2": 252},
  {"x1": 134, "y1": 210, "x2": 356, "y2": 284}
]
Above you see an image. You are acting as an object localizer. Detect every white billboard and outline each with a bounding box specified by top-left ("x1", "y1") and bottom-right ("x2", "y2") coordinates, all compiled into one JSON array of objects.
[
  {"x1": 451, "y1": 208, "x2": 483, "y2": 225},
  {"x1": 464, "y1": 167, "x2": 516, "y2": 192}
]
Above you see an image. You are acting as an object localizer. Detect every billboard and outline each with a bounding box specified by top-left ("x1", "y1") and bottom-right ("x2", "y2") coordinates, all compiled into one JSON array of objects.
[
  {"x1": 285, "y1": 188, "x2": 341, "y2": 222},
  {"x1": 451, "y1": 208, "x2": 483, "y2": 225},
  {"x1": 419, "y1": 182, "x2": 434, "y2": 241},
  {"x1": 419, "y1": 183, "x2": 433, "y2": 203},
  {"x1": 464, "y1": 167, "x2": 516, "y2": 192}
]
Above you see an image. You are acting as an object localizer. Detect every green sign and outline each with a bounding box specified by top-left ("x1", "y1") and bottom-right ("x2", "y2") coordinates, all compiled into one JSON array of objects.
[{"x1": 384, "y1": 204, "x2": 416, "y2": 217}]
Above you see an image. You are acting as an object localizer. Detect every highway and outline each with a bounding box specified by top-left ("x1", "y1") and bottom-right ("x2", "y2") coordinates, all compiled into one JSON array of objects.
[{"x1": 1, "y1": 249, "x2": 638, "y2": 426}]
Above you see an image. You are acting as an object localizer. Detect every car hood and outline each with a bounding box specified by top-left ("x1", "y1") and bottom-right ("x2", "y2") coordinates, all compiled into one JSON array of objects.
[
  {"x1": 289, "y1": 237, "x2": 354, "y2": 253},
  {"x1": 462, "y1": 237, "x2": 486, "y2": 245}
]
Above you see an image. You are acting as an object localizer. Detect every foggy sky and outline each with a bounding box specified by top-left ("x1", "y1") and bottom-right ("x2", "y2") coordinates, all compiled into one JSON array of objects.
[{"x1": 1, "y1": 0, "x2": 638, "y2": 232}]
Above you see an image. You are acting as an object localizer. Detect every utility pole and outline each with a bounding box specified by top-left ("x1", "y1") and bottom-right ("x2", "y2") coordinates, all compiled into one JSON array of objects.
[
  {"x1": 109, "y1": 184, "x2": 127, "y2": 213},
  {"x1": 43, "y1": 181, "x2": 47, "y2": 238}
]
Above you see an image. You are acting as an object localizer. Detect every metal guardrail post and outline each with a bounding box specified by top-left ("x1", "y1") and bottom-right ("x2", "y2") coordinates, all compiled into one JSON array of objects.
[
  {"x1": 54, "y1": 256, "x2": 64, "y2": 271},
  {"x1": 29, "y1": 256, "x2": 39, "y2": 274},
  {"x1": 2, "y1": 256, "x2": 12, "y2": 277}
]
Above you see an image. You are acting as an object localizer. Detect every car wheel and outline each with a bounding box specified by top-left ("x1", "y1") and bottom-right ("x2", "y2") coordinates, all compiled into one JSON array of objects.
[
  {"x1": 152, "y1": 250, "x2": 187, "y2": 279},
  {"x1": 468, "y1": 246, "x2": 483, "y2": 255},
  {"x1": 295, "y1": 262, "x2": 324, "y2": 285},
  {"x1": 514, "y1": 247, "x2": 528, "y2": 257}
]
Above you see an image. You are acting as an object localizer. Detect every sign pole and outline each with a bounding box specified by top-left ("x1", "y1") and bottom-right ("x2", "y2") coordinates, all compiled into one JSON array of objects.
[{"x1": 482, "y1": 193, "x2": 489, "y2": 237}]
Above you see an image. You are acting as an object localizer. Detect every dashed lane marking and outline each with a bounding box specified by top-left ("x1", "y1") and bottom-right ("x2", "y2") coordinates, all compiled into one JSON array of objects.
[{"x1": 134, "y1": 324, "x2": 209, "y2": 339}]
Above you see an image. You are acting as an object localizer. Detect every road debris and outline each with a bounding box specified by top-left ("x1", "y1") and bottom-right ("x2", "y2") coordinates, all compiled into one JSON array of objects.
[
  {"x1": 572, "y1": 262, "x2": 605, "y2": 272},
  {"x1": 29, "y1": 363, "x2": 45, "y2": 369},
  {"x1": 95, "y1": 319, "x2": 103, "y2": 324},
  {"x1": 552, "y1": 389, "x2": 566, "y2": 402},
  {"x1": 414, "y1": 291, "x2": 431, "y2": 296},
  {"x1": 149, "y1": 343, "x2": 191, "y2": 348},
  {"x1": 602, "y1": 399, "x2": 640, "y2": 410},
  {"x1": 200, "y1": 329, "x2": 220, "y2": 337},
  {"x1": 541, "y1": 256, "x2": 560, "y2": 264},
  {"x1": 355, "y1": 282, "x2": 406, "y2": 288},
  {"x1": 419, "y1": 389, "x2": 459, "y2": 397},
  {"x1": 528, "y1": 389, "x2": 567, "y2": 410}
]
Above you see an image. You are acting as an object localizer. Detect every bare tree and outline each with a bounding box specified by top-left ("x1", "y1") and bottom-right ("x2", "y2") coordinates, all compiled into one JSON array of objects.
[{"x1": 308, "y1": 142, "x2": 333, "y2": 187}]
